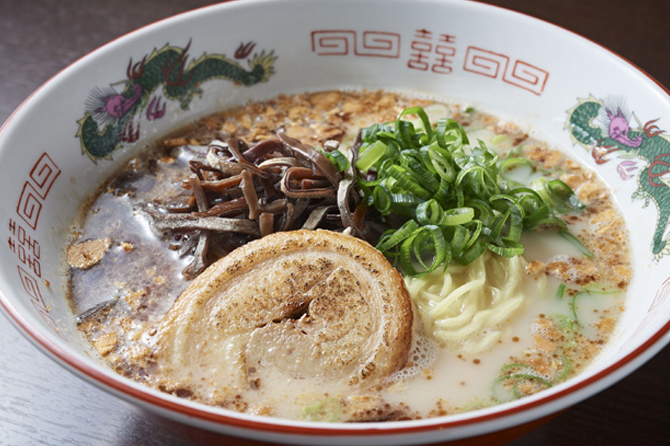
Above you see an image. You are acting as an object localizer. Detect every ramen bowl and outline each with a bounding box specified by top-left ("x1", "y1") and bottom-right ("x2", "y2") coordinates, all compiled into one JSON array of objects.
[{"x1": 1, "y1": 0, "x2": 669, "y2": 444}]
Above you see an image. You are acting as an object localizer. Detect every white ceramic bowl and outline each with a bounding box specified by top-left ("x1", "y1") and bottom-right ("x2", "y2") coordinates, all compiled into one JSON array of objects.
[{"x1": 2, "y1": 0, "x2": 670, "y2": 444}]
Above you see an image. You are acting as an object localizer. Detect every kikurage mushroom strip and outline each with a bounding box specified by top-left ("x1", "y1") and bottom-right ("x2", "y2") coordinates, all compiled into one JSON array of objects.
[{"x1": 140, "y1": 134, "x2": 359, "y2": 278}]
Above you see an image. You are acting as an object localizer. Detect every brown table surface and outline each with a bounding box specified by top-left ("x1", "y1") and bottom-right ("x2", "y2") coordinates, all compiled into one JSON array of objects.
[{"x1": 1, "y1": 1, "x2": 669, "y2": 445}]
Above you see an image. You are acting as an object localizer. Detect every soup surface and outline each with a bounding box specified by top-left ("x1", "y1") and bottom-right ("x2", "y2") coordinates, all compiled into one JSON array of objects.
[{"x1": 66, "y1": 90, "x2": 630, "y2": 421}]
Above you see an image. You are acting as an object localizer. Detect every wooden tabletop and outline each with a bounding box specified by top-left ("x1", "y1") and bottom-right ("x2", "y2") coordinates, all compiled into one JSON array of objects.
[{"x1": 1, "y1": 1, "x2": 669, "y2": 445}]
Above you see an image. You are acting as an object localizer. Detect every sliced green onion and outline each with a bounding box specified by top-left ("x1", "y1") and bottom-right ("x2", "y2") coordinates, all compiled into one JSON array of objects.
[
  {"x1": 398, "y1": 106, "x2": 434, "y2": 141},
  {"x1": 510, "y1": 374, "x2": 553, "y2": 398},
  {"x1": 433, "y1": 179, "x2": 452, "y2": 206},
  {"x1": 551, "y1": 314, "x2": 577, "y2": 346},
  {"x1": 490, "y1": 134, "x2": 509, "y2": 146},
  {"x1": 555, "y1": 283, "x2": 567, "y2": 300},
  {"x1": 570, "y1": 284, "x2": 619, "y2": 324},
  {"x1": 491, "y1": 373, "x2": 552, "y2": 403},
  {"x1": 435, "y1": 118, "x2": 469, "y2": 149},
  {"x1": 491, "y1": 377, "x2": 515, "y2": 404},
  {"x1": 398, "y1": 225, "x2": 449, "y2": 277},
  {"x1": 442, "y1": 207, "x2": 475, "y2": 226},
  {"x1": 559, "y1": 230, "x2": 594, "y2": 258},
  {"x1": 355, "y1": 106, "x2": 586, "y2": 276},
  {"x1": 484, "y1": 240, "x2": 524, "y2": 258},
  {"x1": 449, "y1": 224, "x2": 468, "y2": 258},
  {"x1": 531, "y1": 177, "x2": 585, "y2": 214},
  {"x1": 556, "y1": 354, "x2": 571, "y2": 381},
  {"x1": 570, "y1": 290, "x2": 588, "y2": 324},
  {"x1": 464, "y1": 220, "x2": 483, "y2": 249},
  {"x1": 457, "y1": 238, "x2": 485, "y2": 265},
  {"x1": 356, "y1": 140, "x2": 387, "y2": 172},
  {"x1": 465, "y1": 198, "x2": 493, "y2": 225},
  {"x1": 319, "y1": 149, "x2": 350, "y2": 172},
  {"x1": 404, "y1": 152, "x2": 439, "y2": 192},
  {"x1": 499, "y1": 363, "x2": 533, "y2": 373},
  {"x1": 372, "y1": 185, "x2": 392, "y2": 214},
  {"x1": 385, "y1": 165, "x2": 433, "y2": 200},
  {"x1": 376, "y1": 220, "x2": 419, "y2": 252},
  {"x1": 534, "y1": 216, "x2": 569, "y2": 231},
  {"x1": 415, "y1": 199, "x2": 443, "y2": 225},
  {"x1": 548, "y1": 179, "x2": 586, "y2": 213},
  {"x1": 427, "y1": 144, "x2": 456, "y2": 182},
  {"x1": 499, "y1": 157, "x2": 534, "y2": 187},
  {"x1": 390, "y1": 192, "x2": 423, "y2": 206},
  {"x1": 395, "y1": 119, "x2": 417, "y2": 148}
]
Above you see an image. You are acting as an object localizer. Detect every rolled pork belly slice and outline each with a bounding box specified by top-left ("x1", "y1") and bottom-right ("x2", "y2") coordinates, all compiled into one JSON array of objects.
[{"x1": 149, "y1": 229, "x2": 417, "y2": 405}]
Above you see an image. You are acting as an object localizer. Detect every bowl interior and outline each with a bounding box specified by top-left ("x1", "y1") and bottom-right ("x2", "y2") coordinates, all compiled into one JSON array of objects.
[{"x1": 2, "y1": 0, "x2": 670, "y2": 442}]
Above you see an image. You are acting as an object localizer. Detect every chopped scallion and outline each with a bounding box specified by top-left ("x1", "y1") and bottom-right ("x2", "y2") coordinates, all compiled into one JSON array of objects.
[{"x1": 346, "y1": 106, "x2": 587, "y2": 276}]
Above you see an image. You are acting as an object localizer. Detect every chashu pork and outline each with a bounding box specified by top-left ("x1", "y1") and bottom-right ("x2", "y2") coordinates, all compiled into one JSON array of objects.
[{"x1": 147, "y1": 229, "x2": 416, "y2": 407}]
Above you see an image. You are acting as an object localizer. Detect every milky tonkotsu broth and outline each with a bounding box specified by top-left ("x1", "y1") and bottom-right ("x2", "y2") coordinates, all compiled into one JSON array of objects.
[{"x1": 66, "y1": 90, "x2": 630, "y2": 421}]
